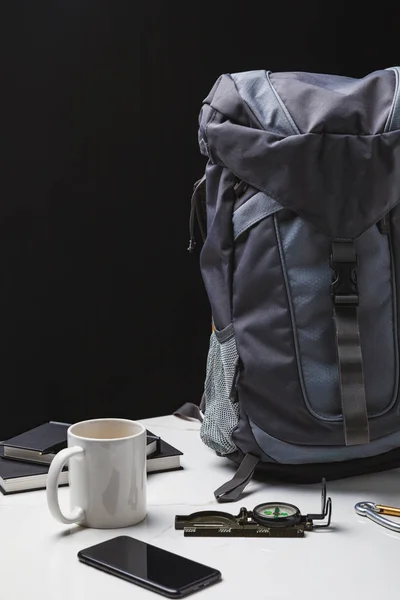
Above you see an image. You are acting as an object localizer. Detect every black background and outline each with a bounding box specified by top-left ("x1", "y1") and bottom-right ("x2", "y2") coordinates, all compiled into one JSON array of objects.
[{"x1": 0, "y1": 1, "x2": 398, "y2": 438}]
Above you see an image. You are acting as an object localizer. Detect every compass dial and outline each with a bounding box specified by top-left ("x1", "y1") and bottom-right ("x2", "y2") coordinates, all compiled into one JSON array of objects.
[{"x1": 253, "y1": 502, "x2": 301, "y2": 527}]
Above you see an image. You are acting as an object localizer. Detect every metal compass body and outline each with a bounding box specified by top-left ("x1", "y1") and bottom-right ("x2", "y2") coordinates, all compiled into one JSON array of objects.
[{"x1": 175, "y1": 479, "x2": 332, "y2": 538}]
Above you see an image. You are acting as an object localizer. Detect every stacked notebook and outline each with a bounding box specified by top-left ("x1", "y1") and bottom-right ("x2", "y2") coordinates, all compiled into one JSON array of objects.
[{"x1": 0, "y1": 421, "x2": 183, "y2": 494}]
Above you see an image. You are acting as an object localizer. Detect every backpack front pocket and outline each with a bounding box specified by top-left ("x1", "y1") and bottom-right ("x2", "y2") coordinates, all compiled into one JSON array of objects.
[{"x1": 232, "y1": 192, "x2": 399, "y2": 445}]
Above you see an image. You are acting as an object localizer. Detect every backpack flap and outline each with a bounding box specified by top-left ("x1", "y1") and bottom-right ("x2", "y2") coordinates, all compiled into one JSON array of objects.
[{"x1": 199, "y1": 68, "x2": 400, "y2": 240}]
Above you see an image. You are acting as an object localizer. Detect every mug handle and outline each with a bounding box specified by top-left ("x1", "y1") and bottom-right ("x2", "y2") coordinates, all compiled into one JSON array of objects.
[{"x1": 46, "y1": 446, "x2": 85, "y2": 524}]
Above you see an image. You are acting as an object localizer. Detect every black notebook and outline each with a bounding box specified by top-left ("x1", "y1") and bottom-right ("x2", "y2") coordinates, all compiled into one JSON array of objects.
[
  {"x1": 0, "y1": 423, "x2": 182, "y2": 493},
  {"x1": 0, "y1": 447, "x2": 68, "y2": 495},
  {"x1": 1, "y1": 421, "x2": 70, "y2": 464},
  {"x1": 147, "y1": 438, "x2": 183, "y2": 473},
  {"x1": 2, "y1": 423, "x2": 160, "y2": 465}
]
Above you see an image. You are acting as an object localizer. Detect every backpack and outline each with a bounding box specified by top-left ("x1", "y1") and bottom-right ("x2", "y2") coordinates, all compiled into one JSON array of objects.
[{"x1": 181, "y1": 67, "x2": 400, "y2": 503}]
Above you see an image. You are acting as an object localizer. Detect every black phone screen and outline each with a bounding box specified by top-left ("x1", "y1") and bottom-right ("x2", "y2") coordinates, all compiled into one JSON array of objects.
[{"x1": 78, "y1": 536, "x2": 221, "y2": 597}]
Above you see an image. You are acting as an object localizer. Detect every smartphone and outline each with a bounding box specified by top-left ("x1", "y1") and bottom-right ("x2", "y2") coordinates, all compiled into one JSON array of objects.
[{"x1": 77, "y1": 535, "x2": 222, "y2": 598}]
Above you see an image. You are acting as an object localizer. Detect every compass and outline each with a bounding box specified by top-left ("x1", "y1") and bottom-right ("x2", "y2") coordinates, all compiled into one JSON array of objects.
[{"x1": 175, "y1": 479, "x2": 332, "y2": 538}]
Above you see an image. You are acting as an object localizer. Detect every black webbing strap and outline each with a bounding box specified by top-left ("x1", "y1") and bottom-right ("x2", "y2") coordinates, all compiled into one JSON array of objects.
[
  {"x1": 174, "y1": 405, "x2": 259, "y2": 502},
  {"x1": 330, "y1": 241, "x2": 370, "y2": 446},
  {"x1": 214, "y1": 453, "x2": 259, "y2": 503},
  {"x1": 173, "y1": 402, "x2": 203, "y2": 423}
]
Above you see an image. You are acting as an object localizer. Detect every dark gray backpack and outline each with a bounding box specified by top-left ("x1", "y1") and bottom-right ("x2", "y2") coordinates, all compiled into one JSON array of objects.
[{"x1": 184, "y1": 67, "x2": 400, "y2": 502}]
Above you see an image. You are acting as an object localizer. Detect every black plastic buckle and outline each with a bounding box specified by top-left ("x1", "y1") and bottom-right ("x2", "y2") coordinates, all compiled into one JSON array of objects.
[{"x1": 330, "y1": 244, "x2": 359, "y2": 306}]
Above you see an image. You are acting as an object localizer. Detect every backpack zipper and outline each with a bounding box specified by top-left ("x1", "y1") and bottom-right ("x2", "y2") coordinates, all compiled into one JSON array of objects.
[
  {"x1": 188, "y1": 198, "x2": 197, "y2": 252},
  {"x1": 229, "y1": 357, "x2": 241, "y2": 402},
  {"x1": 378, "y1": 213, "x2": 390, "y2": 235},
  {"x1": 188, "y1": 176, "x2": 207, "y2": 253}
]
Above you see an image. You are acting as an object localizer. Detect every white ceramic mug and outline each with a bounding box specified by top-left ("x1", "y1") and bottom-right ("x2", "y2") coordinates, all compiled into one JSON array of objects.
[{"x1": 46, "y1": 418, "x2": 147, "y2": 529}]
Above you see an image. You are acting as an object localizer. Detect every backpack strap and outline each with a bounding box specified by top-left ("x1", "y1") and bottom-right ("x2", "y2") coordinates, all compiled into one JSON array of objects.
[
  {"x1": 330, "y1": 241, "x2": 370, "y2": 445},
  {"x1": 213, "y1": 453, "x2": 259, "y2": 502},
  {"x1": 173, "y1": 401, "x2": 203, "y2": 422}
]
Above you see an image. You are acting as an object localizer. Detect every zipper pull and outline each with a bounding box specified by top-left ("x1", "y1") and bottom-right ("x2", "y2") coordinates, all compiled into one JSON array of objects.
[
  {"x1": 234, "y1": 179, "x2": 248, "y2": 198},
  {"x1": 187, "y1": 176, "x2": 206, "y2": 253},
  {"x1": 378, "y1": 214, "x2": 390, "y2": 234},
  {"x1": 188, "y1": 236, "x2": 196, "y2": 253},
  {"x1": 188, "y1": 183, "x2": 198, "y2": 252}
]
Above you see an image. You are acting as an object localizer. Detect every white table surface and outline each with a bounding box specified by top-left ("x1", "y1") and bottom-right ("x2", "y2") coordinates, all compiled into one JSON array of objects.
[{"x1": 2, "y1": 414, "x2": 400, "y2": 599}]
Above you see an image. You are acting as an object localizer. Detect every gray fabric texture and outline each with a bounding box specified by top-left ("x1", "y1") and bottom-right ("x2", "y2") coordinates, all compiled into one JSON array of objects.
[
  {"x1": 277, "y1": 215, "x2": 397, "y2": 420},
  {"x1": 230, "y1": 194, "x2": 398, "y2": 428},
  {"x1": 232, "y1": 214, "x2": 346, "y2": 445},
  {"x1": 200, "y1": 71, "x2": 400, "y2": 239},
  {"x1": 356, "y1": 224, "x2": 398, "y2": 414},
  {"x1": 385, "y1": 67, "x2": 400, "y2": 131},
  {"x1": 270, "y1": 69, "x2": 395, "y2": 135},
  {"x1": 199, "y1": 163, "x2": 237, "y2": 332},
  {"x1": 277, "y1": 213, "x2": 338, "y2": 418},
  {"x1": 233, "y1": 191, "x2": 283, "y2": 240},
  {"x1": 250, "y1": 418, "x2": 400, "y2": 464},
  {"x1": 231, "y1": 71, "x2": 299, "y2": 136}
]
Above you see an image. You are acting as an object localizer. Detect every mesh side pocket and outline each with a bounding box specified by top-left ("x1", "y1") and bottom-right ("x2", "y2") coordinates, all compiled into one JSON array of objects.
[{"x1": 200, "y1": 325, "x2": 240, "y2": 455}]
